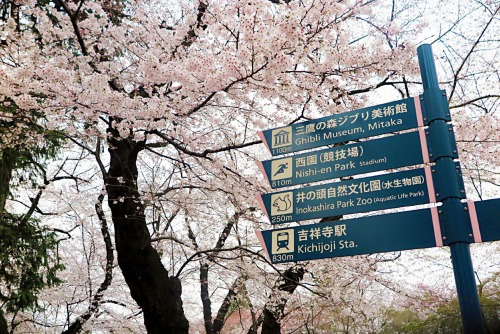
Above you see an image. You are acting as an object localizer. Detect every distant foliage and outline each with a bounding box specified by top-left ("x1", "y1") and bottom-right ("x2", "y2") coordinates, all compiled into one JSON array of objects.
[
  {"x1": 0, "y1": 213, "x2": 63, "y2": 312},
  {"x1": 380, "y1": 295, "x2": 500, "y2": 333}
]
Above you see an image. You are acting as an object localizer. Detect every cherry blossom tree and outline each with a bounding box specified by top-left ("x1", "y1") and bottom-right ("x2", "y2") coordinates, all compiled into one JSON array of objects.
[{"x1": 0, "y1": 0, "x2": 498, "y2": 333}]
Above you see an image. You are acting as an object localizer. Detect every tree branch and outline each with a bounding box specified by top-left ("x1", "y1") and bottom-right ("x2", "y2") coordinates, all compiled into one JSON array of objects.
[
  {"x1": 213, "y1": 276, "x2": 245, "y2": 334},
  {"x1": 449, "y1": 94, "x2": 500, "y2": 110},
  {"x1": 151, "y1": 129, "x2": 261, "y2": 158},
  {"x1": 448, "y1": 6, "x2": 500, "y2": 101},
  {"x1": 62, "y1": 191, "x2": 114, "y2": 334}
]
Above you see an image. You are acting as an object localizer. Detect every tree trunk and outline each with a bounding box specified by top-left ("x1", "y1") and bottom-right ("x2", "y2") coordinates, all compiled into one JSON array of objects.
[
  {"x1": 200, "y1": 262, "x2": 213, "y2": 334},
  {"x1": 106, "y1": 128, "x2": 189, "y2": 333},
  {"x1": 0, "y1": 310, "x2": 8, "y2": 334},
  {"x1": 0, "y1": 148, "x2": 16, "y2": 221},
  {"x1": 0, "y1": 149, "x2": 15, "y2": 334},
  {"x1": 260, "y1": 266, "x2": 305, "y2": 334},
  {"x1": 212, "y1": 276, "x2": 244, "y2": 334}
]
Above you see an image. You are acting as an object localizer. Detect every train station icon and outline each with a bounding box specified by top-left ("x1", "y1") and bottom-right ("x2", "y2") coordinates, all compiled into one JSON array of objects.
[
  {"x1": 271, "y1": 127, "x2": 292, "y2": 148},
  {"x1": 272, "y1": 229, "x2": 294, "y2": 254}
]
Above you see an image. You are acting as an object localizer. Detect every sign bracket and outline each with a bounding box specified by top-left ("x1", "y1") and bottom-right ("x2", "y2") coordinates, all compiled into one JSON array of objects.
[
  {"x1": 426, "y1": 121, "x2": 459, "y2": 161},
  {"x1": 431, "y1": 160, "x2": 465, "y2": 201},
  {"x1": 438, "y1": 200, "x2": 475, "y2": 245},
  {"x1": 420, "y1": 88, "x2": 452, "y2": 123}
]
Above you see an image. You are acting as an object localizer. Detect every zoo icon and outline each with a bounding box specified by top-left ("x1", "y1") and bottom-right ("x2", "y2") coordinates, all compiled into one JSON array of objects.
[{"x1": 270, "y1": 192, "x2": 293, "y2": 216}]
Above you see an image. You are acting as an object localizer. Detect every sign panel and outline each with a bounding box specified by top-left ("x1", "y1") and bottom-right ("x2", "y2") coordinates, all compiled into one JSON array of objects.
[
  {"x1": 258, "y1": 130, "x2": 430, "y2": 189},
  {"x1": 468, "y1": 198, "x2": 500, "y2": 243},
  {"x1": 258, "y1": 96, "x2": 424, "y2": 156},
  {"x1": 256, "y1": 168, "x2": 436, "y2": 224},
  {"x1": 256, "y1": 207, "x2": 442, "y2": 264}
]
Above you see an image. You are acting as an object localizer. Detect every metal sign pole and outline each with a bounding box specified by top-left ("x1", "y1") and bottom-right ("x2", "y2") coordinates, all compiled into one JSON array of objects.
[{"x1": 417, "y1": 44, "x2": 486, "y2": 333}]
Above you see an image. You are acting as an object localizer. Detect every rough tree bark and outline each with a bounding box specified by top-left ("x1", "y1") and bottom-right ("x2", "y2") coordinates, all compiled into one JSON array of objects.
[{"x1": 105, "y1": 125, "x2": 189, "y2": 333}]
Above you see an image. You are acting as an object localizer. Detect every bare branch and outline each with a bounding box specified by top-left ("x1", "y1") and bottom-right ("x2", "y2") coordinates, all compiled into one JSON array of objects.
[
  {"x1": 150, "y1": 129, "x2": 261, "y2": 158},
  {"x1": 448, "y1": 6, "x2": 500, "y2": 101},
  {"x1": 450, "y1": 94, "x2": 500, "y2": 110},
  {"x1": 62, "y1": 191, "x2": 114, "y2": 334}
]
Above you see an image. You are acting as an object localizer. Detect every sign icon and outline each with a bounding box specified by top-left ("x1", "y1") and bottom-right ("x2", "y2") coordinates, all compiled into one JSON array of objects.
[
  {"x1": 271, "y1": 157, "x2": 293, "y2": 180},
  {"x1": 271, "y1": 192, "x2": 293, "y2": 215},
  {"x1": 273, "y1": 163, "x2": 288, "y2": 177},
  {"x1": 272, "y1": 127, "x2": 292, "y2": 148},
  {"x1": 276, "y1": 232, "x2": 290, "y2": 250},
  {"x1": 272, "y1": 229, "x2": 294, "y2": 254}
]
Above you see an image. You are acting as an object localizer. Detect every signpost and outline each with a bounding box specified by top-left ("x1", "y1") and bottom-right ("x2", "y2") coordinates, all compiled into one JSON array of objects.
[
  {"x1": 255, "y1": 44, "x2": 497, "y2": 333},
  {"x1": 417, "y1": 45, "x2": 486, "y2": 333}
]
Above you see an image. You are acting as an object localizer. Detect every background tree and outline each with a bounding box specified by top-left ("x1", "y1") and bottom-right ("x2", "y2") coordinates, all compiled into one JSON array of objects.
[
  {"x1": 0, "y1": 96, "x2": 64, "y2": 332},
  {"x1": 379, "y1": 272, "x2": 500, "y2": 333}
]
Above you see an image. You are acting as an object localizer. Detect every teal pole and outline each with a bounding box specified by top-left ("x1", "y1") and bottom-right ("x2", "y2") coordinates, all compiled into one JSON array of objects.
[
  {"x1": 417, "y1": 44, "x2": 486, "y2": 333},
  {"x1": 450, "y1": 243, "x2": 486, "y2": 332}
]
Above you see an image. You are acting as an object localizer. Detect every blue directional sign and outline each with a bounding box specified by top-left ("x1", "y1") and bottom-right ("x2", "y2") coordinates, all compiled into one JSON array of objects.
[
  {"x1": 258, "y1": 130, "x2": 431, "y2": 189},
  {"x1": 256, "y1": 207, "x2": 443, "y2": 264},
  {"x1": 258, "y1": 97, "x2": 425, "y2": 156},
  {"x1": 256, "y1": 167, "x2": 444, "y2": 224},
  {"x1": 468, "y1": 198, "x2": 500, "y2": 243}
]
